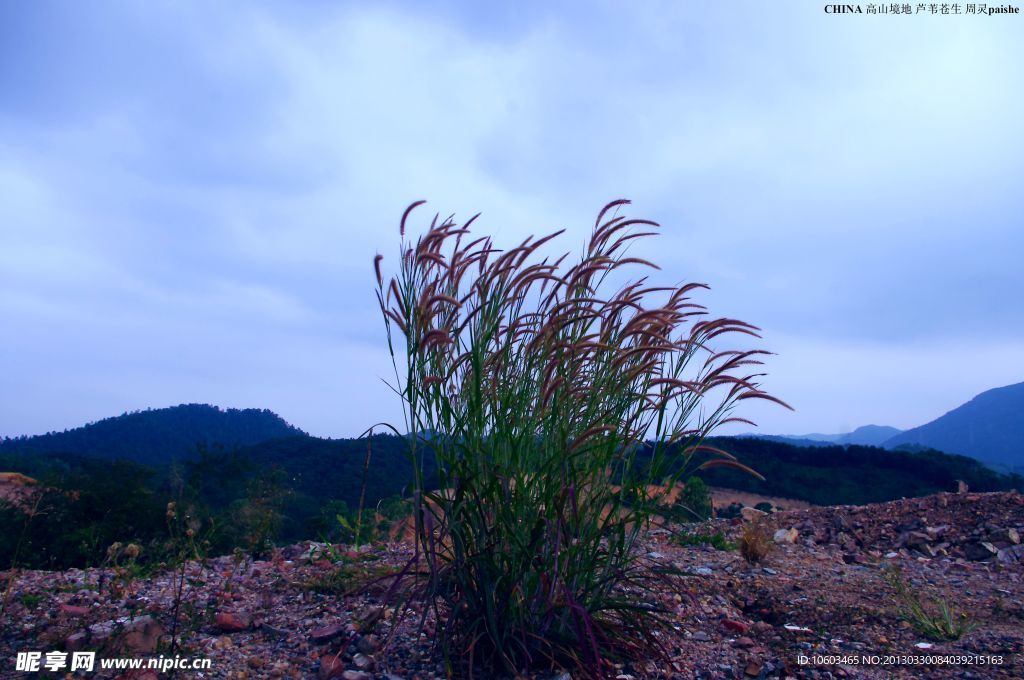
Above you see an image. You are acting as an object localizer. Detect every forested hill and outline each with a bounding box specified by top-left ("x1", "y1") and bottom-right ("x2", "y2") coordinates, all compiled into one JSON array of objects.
[
  {"x1": 701, "y1": 437, "x2": 1021, "y2": 505},
  {"x1": 0, "y1": 404, "x2": 304, "y2": 465}
]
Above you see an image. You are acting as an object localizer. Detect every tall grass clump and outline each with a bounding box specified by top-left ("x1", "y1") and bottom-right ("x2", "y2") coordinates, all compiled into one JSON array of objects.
[{"x1": 374, "y1": 199, "x2": 787, "y2": 677}]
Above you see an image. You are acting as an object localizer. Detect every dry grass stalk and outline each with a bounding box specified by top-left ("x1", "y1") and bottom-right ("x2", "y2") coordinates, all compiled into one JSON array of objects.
[{"x1": 740, "y1": 520, "x2": 773, "y2": 565}]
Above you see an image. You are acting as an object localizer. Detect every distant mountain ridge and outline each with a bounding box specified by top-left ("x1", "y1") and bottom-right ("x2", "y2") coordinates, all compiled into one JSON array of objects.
[
  {"x1": 744, "y1": 381, "x2": 1024, "y2": 471},
  {"x1": 5, "y1": 380, "x2": 1022, "y2": 482},
  {"x1": 0, "y1": 404, "x2": 305, "y2": 465},
  {"x1": 740, "y1": 424, "x2": 903, "y2": 448},
  {"x1": 833, "y1": 424, "x2": 905, "y2": 446},
  {"x1": 882, "y1": 382, "x2": 1024, "y2": 470}
]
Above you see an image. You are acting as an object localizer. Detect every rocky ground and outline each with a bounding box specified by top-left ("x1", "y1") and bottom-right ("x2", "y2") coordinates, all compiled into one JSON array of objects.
[{"x1": 2, "y1": 491, "x2": 1023, "y2": 679}]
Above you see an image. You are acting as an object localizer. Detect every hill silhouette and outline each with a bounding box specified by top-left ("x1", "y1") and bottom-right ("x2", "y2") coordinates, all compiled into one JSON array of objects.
[
  {"x1": 0, "y1": 404, "x2": 304, "y2": 465},
  {"x1": 836, "y1": 424, "x2": 904, "y2": 446},
  {"x1": 883, "y1": 381, "x2": 1024, "y2": 470}
]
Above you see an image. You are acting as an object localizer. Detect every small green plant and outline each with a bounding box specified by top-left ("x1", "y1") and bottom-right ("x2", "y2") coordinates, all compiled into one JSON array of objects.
[
  {"x1": 884, "y1": 566, "x2": 978, "y2": 641},
  {"x1": 739, "y1": 520, "x2": 772, "y2": 564},
  {"x1": 672, "y1": 530, "x2": 736, "y2": 551},
  {"x1": 299, "y1": 562, "x2": 402, "y2": 596},
  {"x1": 374, "y1": 200, "x2": 788, "y2": 677},
  {"x1": 164, "y1": 502, "x2": 211, "y2": 654},
  {"x1": 673, "y1": 477, "x2": 713, "y2": 521},
  {"x1": 300, "y1": 568, "x2": 356, "y2": 596},
  {"x1": 754, "y1": 501, "x2": 773, "y2": 513},
  {"x1": 335, "y1": 505, "x2": 378, "y2": 548},
  {"x1": 19, "y1": 592, "x2": 44, "y2": 610},
  {"x1": 334, "y1": 494, "x2": 412, "y2": 547}
]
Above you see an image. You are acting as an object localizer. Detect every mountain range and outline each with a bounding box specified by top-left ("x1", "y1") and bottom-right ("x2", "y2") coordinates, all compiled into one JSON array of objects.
[
  {"x1": 882, "y1": 382, "x2": 1024, "y2": 470},
  {"x1": 742, "y1": 381, "x2": 1024, "y2": 471},
  {"x1": 2, "y1": 380, "x2": 1021, "y2": 479},
  {"x1": 740, "y1": 424, "x2": 904, "y2": 448}
]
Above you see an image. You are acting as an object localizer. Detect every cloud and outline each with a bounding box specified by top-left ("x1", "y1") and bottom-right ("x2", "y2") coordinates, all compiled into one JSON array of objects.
[{"x1": 1, "y1": 1, "x2": 1021, "y2": 437}]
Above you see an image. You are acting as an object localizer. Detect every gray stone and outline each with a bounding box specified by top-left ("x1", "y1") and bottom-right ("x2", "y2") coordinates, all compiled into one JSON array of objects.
[{"x1": 260, "y1": 623, "x2": 289, "y2": 639}]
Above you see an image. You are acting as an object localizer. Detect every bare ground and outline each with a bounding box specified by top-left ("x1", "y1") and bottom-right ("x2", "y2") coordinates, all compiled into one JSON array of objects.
[{"x1": 2, "y1": 491, "x2": 1023, "y2": 679}]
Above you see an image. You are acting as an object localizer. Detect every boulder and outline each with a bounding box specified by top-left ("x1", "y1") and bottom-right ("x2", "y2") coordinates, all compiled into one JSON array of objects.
[
  {"x1": 997, "y1": 545, "x2": 1024, "y2": 564},
  {"x1": 356, "y1": 634, "x2": 381, "y2": 655},
  {"x1": 318, "y1": 655, "x2": 345, "y2": 680},
  {"x1": 214, "y1": 611, "x2": 253, "y2": 633},
  {"x1": 773, "y1": 528, "x2": 798, "y2": 544},
  {"x1": 60, "y1": 604, "x2": 91, "y2": 617},
  {"x1": 342, "y1": 672, "x2": 373, "y2": 680},
  {"x1": 88, "y1": 615, "x2": 162, "y2": 654},
  {"x1": 65, "y1": 632, "x2": 88, "y2": 652},
  {"x1": 735, "y1": 636, "x2": 756, "y2": 649},
  {"x1": 310, "y1": 622, "x2": 346, "y2": 644},
  {"x1": 352, "y1": 653, "x2": 375, "y2": 671},
  {"x1": 963, "y1": 541, "x2": 999, "y2": 561},
  {"x1": 741, "y1": 507, "x2": 767, "y2": 522},
  {"x1": 899, "y1": 531, "x2": 932, "y2": 550},
  {"x1": 722, "y1": 619, "x2": 750, "y2": 635},
  {"x1": 986, "y1": 528, "x2": 1020, "y2": 547}
]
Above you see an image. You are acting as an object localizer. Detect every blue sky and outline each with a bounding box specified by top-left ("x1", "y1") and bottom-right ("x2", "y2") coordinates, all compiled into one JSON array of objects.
[{"x1": 2, "y1": 1, "x2": 1022, "y2": 438}]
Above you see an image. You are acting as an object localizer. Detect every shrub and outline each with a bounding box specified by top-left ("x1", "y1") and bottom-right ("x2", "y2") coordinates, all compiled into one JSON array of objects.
[
  {"x1": 374, "y1": 200, "x2": 787, "y2": 677},
  {"x1": 673, "y1": 476, "x2": 713, "y2": 521},
  {"x1": 228, "y1": 468, "x2": 288, "y2": 558},
  {"x1": 754, "y1": 501, "x2": 774, "y2": 513},
  {"x1": 672, "y1": 530, "x2": 736, "y2": 551}
]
